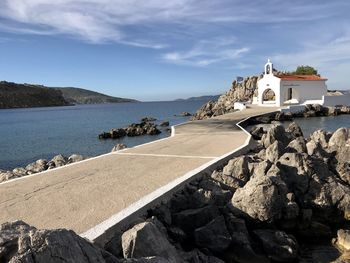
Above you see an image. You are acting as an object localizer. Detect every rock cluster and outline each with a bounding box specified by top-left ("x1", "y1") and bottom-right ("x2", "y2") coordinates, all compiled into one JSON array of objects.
[
  {"x1": 114, "y1": 123, "x2": 350, "y2": 262},
  {"x1": 0, "y1": 154, "x2": 86, "y2": 183},
  {"x1": 192, "y1": 76, "x2": 261, "y2": 120},
  {"x1": 248, "y1": 104, "x2": 350, "y2": 126},
  {"x1": 99, "y1": 118, "x2": 162, "y2": 139}
]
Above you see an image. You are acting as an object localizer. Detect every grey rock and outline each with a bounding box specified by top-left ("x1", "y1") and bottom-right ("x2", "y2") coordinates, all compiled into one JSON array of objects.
[
  {"x1": 310, "y1": 129, "x2": 329, "y2": 148},
  {"x1": 159, "y1": 121, "x2": 169, "y2": 127},
  {"x1": 231, "y1": 173, "x2": 288, "y2": 222},
  {"x1": 265, "y1": 140, "x2": 284, "y2": 163},
  {"x1": 286, "y1": 122, "x2": 303, "y2": 139},
  {"x1": 222, "y1": 156, "x2": 250, "y2": 188},
  {"x1": 68, "y1": 154, "x2": 85, "y2": 163},
  {"x1": 254, "y1": 229, "x2": 298, "y2": 262},
  {"x1": 0, "y1": 171, "x2": 18, "y2": 183},
  {"x1": 25, "y1": 159, "x2": 48, "y2": 174},
  {"x1": 0, "y1": 220, "x2": 117, "y2": 263},
  {"x1": 122, "y1": 257, "x2": 169, "y2": 263},
  {"x1": 287, "y1": 137, "x2": 307, "y2": 153},
  {"x1": 141, "y1": 117, "x2": 157, "y2": 122},
  {"x1": 194, "y1": 216, "x2": 231, "y2": 252},
  {"x1": 111, "y1": 143, "x2": 127, "y2": 152},
  {"x1": 121, "y1": 221, "x2": 180, "y2": 262},
  {"x1": 329, "y1": 128, "x2": 350, "y2": 150},
  {"x1": 110, "y1": 128, "x2": 127, "y2": 139},
  {"x1": 172, "y1": 205, "x2": 219, "y2": 232},
  {"x1": 48, "y1": 154, "x2": 68, "y2": 168},
  {"x1": 12, "y1": 167, "x2": 27, "y2": 177},
  {"x1": 181, "y1": 249, "x2": 225, "y2": 263},
  {"x1": 261, "y1": 124, "x2": 290, "y2": 148},
  {"x1": 278, "y1": 152, "x2": 312, "y2": 195},
  {"x1": 334, "y1": 229, "x2": 350, "y2": 252}
]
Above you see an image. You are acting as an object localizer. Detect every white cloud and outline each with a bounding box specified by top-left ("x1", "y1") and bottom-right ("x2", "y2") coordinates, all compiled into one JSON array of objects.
[
  {"x1": 0, "y1": 0, "x2": 346, "y2": 45},
  {"x1": 162, "y1": 37, "x2": 249, "y2": 66}
]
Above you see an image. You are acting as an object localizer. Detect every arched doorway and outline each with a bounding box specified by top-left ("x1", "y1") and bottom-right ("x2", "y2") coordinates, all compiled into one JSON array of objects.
[{"x1": 262, "y1": 88, "x2": 276, "y2": 104}]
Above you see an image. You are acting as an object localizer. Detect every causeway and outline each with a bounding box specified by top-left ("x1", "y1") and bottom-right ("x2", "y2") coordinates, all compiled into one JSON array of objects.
[{"x1": 0, "y1": 106, "x2": 278, "y2": 235}]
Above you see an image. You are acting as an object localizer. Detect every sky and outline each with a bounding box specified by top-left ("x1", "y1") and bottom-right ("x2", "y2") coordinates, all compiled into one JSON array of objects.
[{"x1": 0, "y1": 0, "x2": 349, "y2": 101}]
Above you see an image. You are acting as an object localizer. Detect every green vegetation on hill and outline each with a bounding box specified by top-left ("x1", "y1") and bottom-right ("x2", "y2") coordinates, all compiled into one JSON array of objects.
[
  {"x1": 293, "y1": 65, "x2": 318, "y2": 75},
  {"x1": 0, "y1": 81, "x2": 70, "y2": 109},
  {"x1": 0, "y1": 81, "x2": 138, "y2": 109},
  {"x1": 55, "y1": 87, "x2": 137, "y2": 104}
]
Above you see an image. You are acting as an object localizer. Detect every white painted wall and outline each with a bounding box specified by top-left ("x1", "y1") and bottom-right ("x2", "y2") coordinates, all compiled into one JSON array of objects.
[
  {"x1": 323, "y1": 94, "x2": 350, "y2": 106},
  {"x1": 281, "y1": 80, "x2": 327, "y2": 105}
]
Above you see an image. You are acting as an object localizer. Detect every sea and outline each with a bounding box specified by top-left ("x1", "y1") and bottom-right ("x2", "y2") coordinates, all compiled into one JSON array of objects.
[
  {"x1": 0, "y1": 100, "x2": 206, "y2": 170},
  {"x1": 1, "y1": 101, "x2": 350, "y2": 170}
]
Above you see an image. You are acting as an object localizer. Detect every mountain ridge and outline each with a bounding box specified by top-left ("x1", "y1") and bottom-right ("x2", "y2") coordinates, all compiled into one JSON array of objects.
[{"x1": 0, "y1": 81, "x2": 137, "y2": 109}]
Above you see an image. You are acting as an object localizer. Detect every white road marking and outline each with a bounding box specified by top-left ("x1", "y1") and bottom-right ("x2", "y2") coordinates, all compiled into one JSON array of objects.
[{"x1": 114, "y1": 152, "x2": 217, "y2": 159}]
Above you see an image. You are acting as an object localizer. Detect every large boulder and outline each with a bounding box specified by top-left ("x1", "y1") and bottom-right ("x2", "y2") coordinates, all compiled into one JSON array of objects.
[
  {"x1": 194, "y1": 216, "x2": 231, "y2": 252},
  {"x1": 0, "y1": 220, "x2": 118, "y2": 263},
  {"x1": 172, "y1": 205, "x2": 219, "y2": 232},
  {"x1": 261, "y1": 125, "x2": 290, "y2": 148},
  {"x1": 286, "y1": 122, "x2": 303, "y2": 139},
  {"x1": 277, "y1": 152, "x2": 312, "y2": 196},
  {"x1": 48, "y1": 154, "x2": 68, "y2": 169},
  {"x1": 310, "y1": 129, "x2": 330, "y2": 149},
  {"x1": 328, "y1": 128, "x2": 350, "y2": 150},
  {"x1": 25, "y1": 159, "x2": 48, "y2": 174},
  {"x1": 222, "y1": 156, "x2": 250, "y2": 188},
  {"x1": 265, "y1": 140, "x2": 284, "y2": 163},
  {"x1": 0, "y1": 170, "x2": 17, "y2": 183},
  {"x1": 231, "y1": 174, "x2": 288, "y2": 222},
  {"x1": 121, "y1": 220, "x2": 181, "y2": 262},
  {"x1": 68, "y1": 154, "x2": 85, "y2": 163},
  {"x1": 286, "y1": 137, "x2": 307, "y2": 153},
  {"x1": 110, "y1": 128, "x2": 127, "y2": 139},
  {"x1": 334, "y1": 229, "x2": 350, "y2": 252},
  {"x1": 254, "y1": 229, "x2": 298, "y2": 262}
]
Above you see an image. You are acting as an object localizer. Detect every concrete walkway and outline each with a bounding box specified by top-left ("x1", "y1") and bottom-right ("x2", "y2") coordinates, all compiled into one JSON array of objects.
[{"x1": 0, "y1": 106, "x2": 278, "y2": 234}]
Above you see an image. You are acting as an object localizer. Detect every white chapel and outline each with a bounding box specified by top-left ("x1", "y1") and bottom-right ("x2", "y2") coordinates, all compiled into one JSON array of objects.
[{"x1": 257, "y1": 59, "x2": 328, "y2": 107}]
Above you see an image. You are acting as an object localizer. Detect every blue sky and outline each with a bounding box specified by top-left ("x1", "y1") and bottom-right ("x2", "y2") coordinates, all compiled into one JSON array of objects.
[{"x1": 0, "y1": 0, "x2": 349, "y2": 101}]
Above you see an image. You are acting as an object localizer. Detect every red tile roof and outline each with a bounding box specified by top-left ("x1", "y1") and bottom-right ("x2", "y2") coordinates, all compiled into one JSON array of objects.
[{"x1": 276, "y1": 74, "x2": 327, "y2": 81}]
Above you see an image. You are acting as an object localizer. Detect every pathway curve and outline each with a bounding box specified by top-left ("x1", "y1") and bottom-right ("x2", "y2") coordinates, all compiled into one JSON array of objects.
[{"x1": 0, "y1": 106, "x2": 278, "y2": 234}]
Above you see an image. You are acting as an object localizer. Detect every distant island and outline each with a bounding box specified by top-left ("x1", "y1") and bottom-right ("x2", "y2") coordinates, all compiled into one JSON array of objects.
[
  {"x1": 0, "y1": 81, "x2": 137, "y2": 109},
  {"x1": 174, "y1": 95, "x2": 220, "y2": 102}
]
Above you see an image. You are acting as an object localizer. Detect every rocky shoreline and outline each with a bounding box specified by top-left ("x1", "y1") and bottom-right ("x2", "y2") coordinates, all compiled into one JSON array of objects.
[
  {"x1": 2, "y1": 122, "x2": 350, "y2": 262},
  {"x1": 0, "y1": 154, "x2": 86, "y2": 183}
]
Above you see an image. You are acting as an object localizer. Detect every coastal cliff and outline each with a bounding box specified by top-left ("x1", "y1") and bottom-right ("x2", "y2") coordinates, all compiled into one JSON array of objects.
[
  {"x1": 0, "y1": 81, "x2": 137, "y2": 109},
  {"x1": 192, "y1": 75, "x2": 262, "y2": 120}
]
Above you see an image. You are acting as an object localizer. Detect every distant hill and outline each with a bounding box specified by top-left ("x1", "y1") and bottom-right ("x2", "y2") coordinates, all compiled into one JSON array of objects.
[
  {"x1": 175, "y1": 95, "x2": 220, "y2": 102},
  {"x1": 0, "y1": 81, "x2": 137, "y2": 109},
  {"x1": 55, "y1": 87, "x2": 137, "y2": 104},
  {"x1": 0, "y1": 81, "x2": 70, "y2": 109}
]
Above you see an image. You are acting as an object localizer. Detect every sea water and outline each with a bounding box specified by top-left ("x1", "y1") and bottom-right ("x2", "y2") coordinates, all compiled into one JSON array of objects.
[{"x1": 0, "y1": 100, "x2": 206, "y2": 170}]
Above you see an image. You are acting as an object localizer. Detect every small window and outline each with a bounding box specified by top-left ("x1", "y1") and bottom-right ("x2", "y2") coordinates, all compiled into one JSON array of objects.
[{"x1": 266, "y1": 84, "x2": 270, "y2": 86}]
